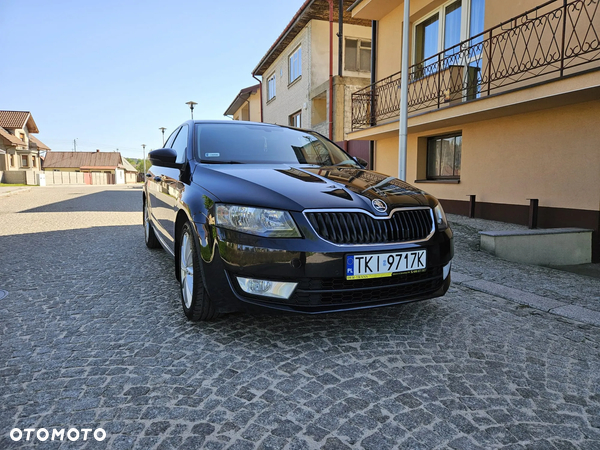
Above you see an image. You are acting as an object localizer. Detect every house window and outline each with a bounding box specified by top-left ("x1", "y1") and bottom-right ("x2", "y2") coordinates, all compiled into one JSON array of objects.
[
  {"x1": 345, "y1": 38, "x2": 371, "y2": 72},
  {"x1": 414, "y1": 0, "x2": 485, "y2": 64},
  {"x1": 9, "y1": 155, "x2": 14, "y2": 167},
  {"x1": 267, "y1": 73, "x2": 276, "y2": 101},
  {"x1": 289, "y1": 46, "x2": 302, "y2": 84},
  {"x1": 21, "y1": 155, "x2": 28, "y2": 168},
  {"x1": 31, "y1": 156, "x2": 36, "y2": 168},
  {"x1": 427, "y1": 133, "x2": 461, "y2": 179},
  {"x1": 289, "y1": 111, "x2": 301, "y2": 128}
]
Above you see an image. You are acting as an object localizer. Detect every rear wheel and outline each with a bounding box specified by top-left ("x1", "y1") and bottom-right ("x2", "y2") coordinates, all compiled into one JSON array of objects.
[
  {"x1": 144, "y1": 200, "x2": 161, "y2": 249},
  {"x1": 179, "y1": 222, "x2": 218, "y2": 321}
]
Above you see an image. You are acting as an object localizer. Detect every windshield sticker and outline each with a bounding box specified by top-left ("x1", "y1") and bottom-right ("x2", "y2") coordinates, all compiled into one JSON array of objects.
[{"x1": 205, "y1": 153, "x2": 220, "y2": 157}]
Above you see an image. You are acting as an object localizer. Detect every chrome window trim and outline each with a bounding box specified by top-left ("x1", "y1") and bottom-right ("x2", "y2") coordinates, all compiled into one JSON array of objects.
[{"x1": 302, "y1": 206, "x2": 435, "y2": 247}]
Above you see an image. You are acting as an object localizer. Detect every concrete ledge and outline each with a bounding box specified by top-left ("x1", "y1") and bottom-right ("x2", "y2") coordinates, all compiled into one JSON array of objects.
[{"x1": 479, "y1": 228, "x2": 592, "y2": 265}]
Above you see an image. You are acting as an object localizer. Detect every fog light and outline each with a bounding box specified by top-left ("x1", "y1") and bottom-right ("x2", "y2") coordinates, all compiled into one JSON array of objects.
[
  {"x1": 443, "y1": 262, "x2": 452, "y2": 280},
  {"x1": 237, "y1": 277, "x2": 298, "y2": 299}
]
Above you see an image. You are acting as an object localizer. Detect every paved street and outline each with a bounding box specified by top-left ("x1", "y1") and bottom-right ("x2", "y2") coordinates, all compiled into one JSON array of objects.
[{"x1": 1, "y1": 185, "x2": 599, "y2": 449}]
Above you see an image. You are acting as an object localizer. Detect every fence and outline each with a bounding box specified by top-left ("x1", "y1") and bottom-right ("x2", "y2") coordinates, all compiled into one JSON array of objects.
[{"x1": 43, "y1": 171, "x2": 116, "y2": 185}]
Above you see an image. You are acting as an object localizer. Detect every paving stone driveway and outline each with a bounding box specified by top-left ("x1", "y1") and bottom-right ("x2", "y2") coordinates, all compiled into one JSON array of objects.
[{"x1": 0, "y1": 185, "x2": 599, "y2": 449}]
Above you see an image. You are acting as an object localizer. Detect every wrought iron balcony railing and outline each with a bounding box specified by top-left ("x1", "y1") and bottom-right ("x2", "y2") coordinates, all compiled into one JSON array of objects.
[{"x1": 351, "y1": 0, "x2": 600, "y2": 130}]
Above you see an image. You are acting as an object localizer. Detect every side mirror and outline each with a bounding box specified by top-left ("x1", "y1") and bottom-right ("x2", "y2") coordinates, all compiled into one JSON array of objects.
[
  {"x1": 149, "y1": 148, "x2": 182, "y2": 169},
  {"x1": 354, "y1": 157, "x2": 368, "y2": 168}
]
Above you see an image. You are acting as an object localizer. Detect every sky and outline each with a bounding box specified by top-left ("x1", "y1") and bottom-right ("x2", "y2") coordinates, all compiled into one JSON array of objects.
[{"x1": 0, "y1": 0, "x2": 306, "y2": 159}]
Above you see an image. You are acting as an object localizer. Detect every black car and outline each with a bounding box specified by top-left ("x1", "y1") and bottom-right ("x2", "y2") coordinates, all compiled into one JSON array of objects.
[{"x1": 144, "y1": 120, "x2": 453, "y2": 321}]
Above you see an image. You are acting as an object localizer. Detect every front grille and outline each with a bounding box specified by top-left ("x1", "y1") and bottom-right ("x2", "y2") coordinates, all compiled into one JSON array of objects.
[
  {"x1": 290, "y1": 266, "x2": 443, "y2": 306},
  {"x1": 305, "y1": 208, "x2": 433, "y2": 245}
]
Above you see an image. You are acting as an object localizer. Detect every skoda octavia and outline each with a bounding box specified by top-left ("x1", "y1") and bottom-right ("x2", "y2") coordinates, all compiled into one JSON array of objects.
[{"x1": 144, "y1": 121, "x2": 453, "y2": 321}]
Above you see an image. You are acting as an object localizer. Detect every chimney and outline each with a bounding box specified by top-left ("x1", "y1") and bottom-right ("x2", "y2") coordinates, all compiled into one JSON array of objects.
[{"x1": 96, "y1": 149, "x2": 100, "y2": 152}]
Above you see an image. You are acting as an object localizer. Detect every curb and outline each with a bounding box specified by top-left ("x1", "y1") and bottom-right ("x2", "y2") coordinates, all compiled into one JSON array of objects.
[
  {"x1": 453, "y1": 271, "x2": 600, "y2": 327},
  {"x1": 0, "y1": 187, "x2": 32, "y2": 198}
]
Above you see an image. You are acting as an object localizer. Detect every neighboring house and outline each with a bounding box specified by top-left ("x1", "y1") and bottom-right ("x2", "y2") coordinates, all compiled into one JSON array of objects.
[
  {"x1": 42, "y1": 151, "x2": 138, "y2": 185},
  {"x1": 252, "y1": 0, "x2": 372, "y2": 150},
  {"x1": 0, "y1": 110, "x2": 51, "y2": 184},
  {"x1": 347, "y1": 0, "x2": 600, "y2": 261},
  {"x1": 224, "y1": 84, "x2": 262, "y2": 122}
]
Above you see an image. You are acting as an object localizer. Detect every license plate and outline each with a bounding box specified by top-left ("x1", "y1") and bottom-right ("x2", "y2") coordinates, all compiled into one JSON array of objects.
[{"x1": 346, "y1": 250, "x2": 426, "y2": 280}]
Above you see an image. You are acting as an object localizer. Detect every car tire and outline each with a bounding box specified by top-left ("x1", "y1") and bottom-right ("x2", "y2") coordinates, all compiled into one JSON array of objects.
[
  {"x1": 179, "y1": 222, "x2": 218, "y2": 321},
  {"x1": 144, "y1": 200, "x2": 161, "y2": 249}
]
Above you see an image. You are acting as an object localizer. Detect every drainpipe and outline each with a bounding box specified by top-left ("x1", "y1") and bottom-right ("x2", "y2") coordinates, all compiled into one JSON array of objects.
[
  {"x1": 398, "y1": 0, "x2": 410, "y2": 181},
  {"x1": 369, "y1": 20, "x2": 377, "y2": 169},
  {"x1": 328, "y1": 0, "x2": 334, "y2": 139},
  {"x1": 338, "y1": 0, "x2": 343, "y2": 77},
  {"x1": 252, "y1": 74, "x2": 264, "y2": 123}
]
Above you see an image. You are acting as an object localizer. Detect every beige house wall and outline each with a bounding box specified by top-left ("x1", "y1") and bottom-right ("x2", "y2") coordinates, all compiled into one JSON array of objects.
[
  {"x1": 262, "y1": 20, "x2": 371, "y2": 134},
  {"x1": 484, "y1": 0, "x2": 541, "y2": 30},
  {"x1": 310, "y1": 21, "x2": 373, "y2": 83},
  {"x1": 262, "y1": 25, "x2": 311, "y2": 128},
  {"x1": 373, "y1": 100, "x2": 600, "y2": 212},
  {"x1": 232, "y1": 91, "x2": 262, "y2": 122},
  {"x1": 248, "y1": 93, "x2": 261, "y2": 122}
]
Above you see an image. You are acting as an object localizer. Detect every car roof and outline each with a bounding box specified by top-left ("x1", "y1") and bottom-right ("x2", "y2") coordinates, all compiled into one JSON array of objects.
[{"x1": 183, "y1": 120, "x2": 303, "y2": 132}]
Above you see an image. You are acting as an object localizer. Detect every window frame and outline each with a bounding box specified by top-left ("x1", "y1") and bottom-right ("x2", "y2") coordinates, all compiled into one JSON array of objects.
[
  {"x1": 288, "y1": 45, "x2": 302, "y2": 85},
  {"x1": 267, "y1": 72, "x2": 276, "y2": 102},
  {"x1": 344, "y1": 37, "x2": 372, "y2": 72},
  {"x1": 21, "y1": 154, "x2": 28, "y2": 168},
  {"x1": 171, "y1": 124, "x2": 189, "y2": 164},
  {"x1": 412, "y1": 0, "x2": 485, "y2": 65},
  {"x1": 289, "y1": 110, "x2": 302, "y2": 128},
  {"x1": 164, "y1": 127, "x2": 180, "y2": 149},
  {"x1": 426, "y1": 133, "x2": 462, "y2": 180}
]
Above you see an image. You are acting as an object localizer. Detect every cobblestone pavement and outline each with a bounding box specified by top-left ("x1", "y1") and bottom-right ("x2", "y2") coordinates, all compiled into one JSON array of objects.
[{"x1": 1, "y1": 185, "x2": 599, "y2": 449}]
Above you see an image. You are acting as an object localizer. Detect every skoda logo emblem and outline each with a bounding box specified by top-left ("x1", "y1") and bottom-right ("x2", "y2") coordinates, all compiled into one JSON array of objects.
[{"x1": 371, "y1": 199, "x2": 388, "y2": 213}]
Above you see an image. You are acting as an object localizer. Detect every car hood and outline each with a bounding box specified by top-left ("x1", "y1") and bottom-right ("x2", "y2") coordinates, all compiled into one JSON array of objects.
[{"x1": 193, "y1": 164, "x2": 430, "y2": 213}]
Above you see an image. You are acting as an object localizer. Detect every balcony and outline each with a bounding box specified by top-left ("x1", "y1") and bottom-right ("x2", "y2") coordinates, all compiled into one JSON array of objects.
[{"x1": 351, "y1": 0, "x2": 600, "y2": 131}]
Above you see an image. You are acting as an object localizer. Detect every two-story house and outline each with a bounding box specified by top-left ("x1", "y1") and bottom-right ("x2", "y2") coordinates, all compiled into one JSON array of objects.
[
  {"x1": 224, "y1": 84, "x2": 262, "y2": 122},
  {"x1": 252, "y1": 0, "x2": 372, "y2": 148},
  {"x1": 0, "y1": 110, "x2": 51, "y2": 184},
  {"x1": 347, "y1": 0, "x2": 600, "y2": 261}
]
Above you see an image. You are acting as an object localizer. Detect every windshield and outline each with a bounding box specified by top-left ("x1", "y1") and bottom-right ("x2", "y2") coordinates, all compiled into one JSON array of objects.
[{"x1": 195, "y1": 123, "x2": 360, "y2": 167}]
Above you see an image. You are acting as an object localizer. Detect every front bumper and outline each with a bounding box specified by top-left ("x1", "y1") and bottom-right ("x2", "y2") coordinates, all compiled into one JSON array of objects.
[{"x1": 197, "y1": 222, "x2": 454, "y2": 314}]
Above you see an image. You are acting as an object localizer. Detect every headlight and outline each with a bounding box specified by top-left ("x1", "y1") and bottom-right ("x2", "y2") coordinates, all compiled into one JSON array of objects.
[
  {"x1": 433, "y1": 203, "x2": 449, "y2": 230},
  {"x1": 216, "y1": 204, "x2": 301, "y2": 238}
]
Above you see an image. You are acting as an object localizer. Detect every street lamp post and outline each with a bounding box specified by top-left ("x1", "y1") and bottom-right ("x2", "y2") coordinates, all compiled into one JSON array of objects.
[
  {"x1": 159, "y1": 127, "x2": 166, "y2": 147},
  {"x1": 142, "y1": 144, "x2": 147, "y2": 175},
  {"x1": 186, "y1": 101, "x2": 197, "y2": 120}
]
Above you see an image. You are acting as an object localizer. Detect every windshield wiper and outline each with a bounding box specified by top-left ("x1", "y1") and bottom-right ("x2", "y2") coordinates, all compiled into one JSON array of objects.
[{"x1": 200, "y1": 160, "x2": 244, "y2": 164}]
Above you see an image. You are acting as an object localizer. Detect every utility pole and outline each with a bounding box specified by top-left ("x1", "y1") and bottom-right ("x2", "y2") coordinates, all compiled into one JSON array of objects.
[
  {"x1": 74, "y1": 139, "x2": 77, "y2": 152},
  {"x1": 186, "y1": 101, "x2": 197, "y2": 120},
  {"x1": 142, "y1": 144, "x2": 146, "y2": 175},
  {"x1": 159, "y1": 127, "x2": 166, "y2": 146},
  {"x1": 398, "y1": 0, "x2": 410, "y2": 181}
]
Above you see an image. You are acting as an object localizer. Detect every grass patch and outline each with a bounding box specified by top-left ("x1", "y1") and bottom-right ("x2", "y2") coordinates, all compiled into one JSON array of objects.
[{"x1": 0, "y1": 183, "x2": 29, "y2": 187}]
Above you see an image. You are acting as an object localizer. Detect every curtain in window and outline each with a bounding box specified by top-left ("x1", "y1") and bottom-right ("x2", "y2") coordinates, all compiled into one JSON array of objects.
[
  {"x1": 444, "y1": 1, "x2": 462, "y2": 52},
  {"x1": 345, "y1": 39, "x2": 358, "y2": 71},
  {"x1": 416, "y1": 14, "x2": 439, "y2": 63},
  {"x1": 470, "y1": 0, "x2": 485, "y2": 44}
]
